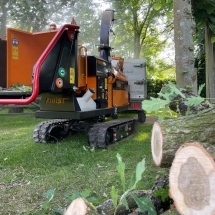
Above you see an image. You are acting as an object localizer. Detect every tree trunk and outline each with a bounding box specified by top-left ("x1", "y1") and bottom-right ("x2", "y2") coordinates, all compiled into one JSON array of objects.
[
  {"x1": 151, "y1": 108, "x2": 215, "y2": 166},
  {"x1": 174, "y1": 0, "x2": 197, "y2": 92},
  {"x1": 205, "y1": 24, "x2": 215, "y2": 102},
  {"x1": 0, "y1": 3, "x2": 7, "y2": 40},
  {"x1": 134, "y1": 32, "x2": 141, "y2": 59},
  {"x1": 169, "y1": 142, "x2": 215, "y2": 215}
]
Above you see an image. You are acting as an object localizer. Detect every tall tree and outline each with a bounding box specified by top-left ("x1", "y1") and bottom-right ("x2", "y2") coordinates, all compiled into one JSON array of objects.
[
  {"x1": 173, "y1": 0, "x2": 196, "y2": 90},
  {"x1": 193, "y1": 0, "x2": 215, "y2": 98},
  {"x1": 0, "y1": 0, "x2": 79, "y2": 35},
  {"x1": 0, "y1": 0, "x2": 15, "y2": 39},
  {"x1": 111, "y1": 0, "x2": 172, "y2": 59},
  {"x1": 156, "y1": 0, "x2": 215, "y2": 93}
]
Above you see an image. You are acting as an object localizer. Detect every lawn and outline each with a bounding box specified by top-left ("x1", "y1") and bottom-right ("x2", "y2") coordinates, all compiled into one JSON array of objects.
[{"x1": 0, "y1": 111, "x2": 167, "y2": 214}]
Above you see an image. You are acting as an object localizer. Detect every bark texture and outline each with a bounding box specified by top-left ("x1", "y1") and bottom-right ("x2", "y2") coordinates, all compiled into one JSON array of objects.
[
  {"x1": 151, "y1": 108, "x2": 215, "y2": 166},
  {"x1": 205, "y1": 24, "x2": 215, "y2": 101},
  {"x1": 174, "y1": 0, "x2": 196, "y2": 91},
  {"x1": 0, "y1": 2, "x2": 7, "y2": 39},
  {"x1": 169, "y1": 142, "x2": 215, "y2": 215}
]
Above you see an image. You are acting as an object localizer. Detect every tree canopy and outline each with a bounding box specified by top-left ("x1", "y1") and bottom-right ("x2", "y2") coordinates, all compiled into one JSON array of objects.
[{"x1": 1, "y1": 0, "x2": 215, "y2": 84}]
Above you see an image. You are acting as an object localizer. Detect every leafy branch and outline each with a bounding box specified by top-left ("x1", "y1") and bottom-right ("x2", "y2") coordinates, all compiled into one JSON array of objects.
[{"x1": 142, "y1": 82, "x2": 208, "y2": 119}]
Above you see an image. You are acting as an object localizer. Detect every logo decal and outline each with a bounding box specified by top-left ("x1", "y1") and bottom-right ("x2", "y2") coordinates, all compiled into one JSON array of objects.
[
  {"x1": 56, "y1": 78, "x2": 63, "y2": 88},
  {"x1": 58, "y1": 67, "x2": 66, "y2": 78},
  {"x1": 12, "y1": 38, "x2": 19, "y2": 46},
  {"x1": 45, "y1": 97, "x2": 69, "y2": 104}
]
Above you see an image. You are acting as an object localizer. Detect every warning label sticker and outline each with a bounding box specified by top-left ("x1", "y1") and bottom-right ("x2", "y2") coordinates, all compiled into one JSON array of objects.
[
  {"x1": 70, "y1": 68, "x2": 75, "y2": 84},
  {"x1": 12, "y1": 47, "x2": 18, "y2": 59}
]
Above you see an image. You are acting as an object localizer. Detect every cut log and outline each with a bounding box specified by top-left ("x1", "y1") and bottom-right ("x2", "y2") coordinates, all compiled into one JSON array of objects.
[
  {"x1": 64, "y1": 198, "x2": 99, "y2": 215},
  {"x1": 151, "y1": 108, "x2": 215, "y2": 166},
  {"x1": 169, "y1": 142, "x2": 215, "y2": 215}
]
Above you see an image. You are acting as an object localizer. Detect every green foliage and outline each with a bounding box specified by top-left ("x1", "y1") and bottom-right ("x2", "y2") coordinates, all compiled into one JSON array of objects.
[
  {"x1": 189, "y1": 45, "x2": 194, "y2": 51},
  {"x1": 211, "y1": 36, "x2": 215, "y2": 43},
  {"x1": 198, "y1": 83, "x2": 205, "y2": 96},
  {"x1": 0, "y1": 113, "x2": 160, "y2": 214},
  {"x1": 194, "y1": 0, "x2": 215, "y2": 42},
  {"x1": 41, "y1": 153, "x2": 155, "y2": 215},
  {"x1": 153, "y1": 185, "x2": 170, "y2": 202},
  {"x1": 111, "y1": 0, "x2": 173, "y2": 62},
  {"x1": 116, "y1": 153, "x2": 126, "y2": 192},
  {"x1": 111, "y1": 153, "x2": 156, "y2": 215},
  {"x1": 64, "y1": 189, "x2": 98, "y2": 205},
  {"x1": 42, "y1": 189, "x2": 57, "y2": 213},
  {"x1": 42, "y1": 188, "x2": 98, "y2": 214},
  {"x1": 130, "y1": 194, "x2": 156, "y2": 215},
  {"x1": 142, "y1": 98, "x2": 170, "y2": 114},
  {"x1": 185, "y1": 85, "x2": 193, "y2": 89},
  {"x1": 9, "y1": 84, "x2": 32, "y2": 91},
  {"x1": 147, "y1": 79, "x2": 176, "y2": 99},
  {"x1": 187, "y1": 96, "x2": 205, "y2": 107},
  {"x1": 159, "y1": 81, "x2": 185, "y2": 99},
  {"x1": 110, "y1": 186, "x2": 119, "y2": 209},
  {"x1": 142, "y1": 81, "x2": 206, "y2": 119}
]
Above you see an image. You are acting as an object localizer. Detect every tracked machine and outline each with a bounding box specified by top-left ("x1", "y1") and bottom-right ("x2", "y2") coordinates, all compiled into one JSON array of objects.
[{"x1": 0, "y1": 10, "x2": 147, "y2": 148}]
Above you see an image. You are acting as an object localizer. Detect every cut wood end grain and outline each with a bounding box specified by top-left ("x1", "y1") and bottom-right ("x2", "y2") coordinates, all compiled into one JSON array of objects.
[
  {"x1": 64, "y1": 197, "x2": 98, "y2": 215},
  {"x1": 151, "y1": 122, "x2": 164, "y2": 166},
  {"x1": 169, "y1": 142, "x2": 215, "y2": 215},
  {"x1": 64, "y1": 198, "x2": 88, "y2": 215}
]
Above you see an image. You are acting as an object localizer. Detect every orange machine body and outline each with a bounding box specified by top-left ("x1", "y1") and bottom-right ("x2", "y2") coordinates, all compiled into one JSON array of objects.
[
  {"x1": 77, "y1": 51, "x2": 129, "y2": 108},
  {"x1": 6, "y1": 28, "x2": 57, "y2": 87}
]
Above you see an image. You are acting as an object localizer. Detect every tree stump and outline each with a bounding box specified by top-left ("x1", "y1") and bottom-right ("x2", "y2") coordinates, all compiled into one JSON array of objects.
[
  {"x1": 151, "y1": 108, "x2": 215, "y2": 166},
  {"x1": 169, "y1": 142, "x2": 215, "y2": 215}
]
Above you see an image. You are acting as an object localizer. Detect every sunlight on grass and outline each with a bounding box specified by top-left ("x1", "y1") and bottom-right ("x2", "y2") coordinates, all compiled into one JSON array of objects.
[
  {"x1": 146, "y1": 109, "x2": 178, "y2": 119},
  {"x1": 0, "y1": 113, "x2": 166, "y2": 214},
  {"x1": 134, "y1": 131, "x2": 150, "y2": 142}
]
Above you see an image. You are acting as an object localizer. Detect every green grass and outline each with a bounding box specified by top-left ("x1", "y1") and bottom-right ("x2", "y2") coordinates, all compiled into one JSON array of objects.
[{"x1": 0, "y1": 111, "x2": 168, "y2": 214}]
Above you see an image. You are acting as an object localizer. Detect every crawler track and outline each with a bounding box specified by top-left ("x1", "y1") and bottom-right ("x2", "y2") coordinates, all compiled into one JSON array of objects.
[
  {"x1": 87, "y1": 118, "x2": 137, "y2": 148},
  {"x1": 33, "y1": 119, "x2": 71, "y2": 143},
  {"x1": 33, "y1": 117, "x2": 137, "y2": 148}
]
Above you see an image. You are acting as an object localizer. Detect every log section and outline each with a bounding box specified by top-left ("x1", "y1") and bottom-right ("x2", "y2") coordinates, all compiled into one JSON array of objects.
[
  {"x1": 151, "y1": 108, "x2": 215, "y2": 166},
  {"x1": 169, "y1": 142, "x2": 215, "y2": 215}
]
